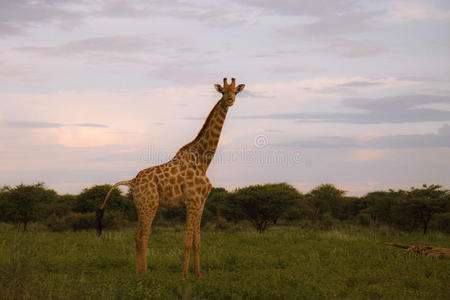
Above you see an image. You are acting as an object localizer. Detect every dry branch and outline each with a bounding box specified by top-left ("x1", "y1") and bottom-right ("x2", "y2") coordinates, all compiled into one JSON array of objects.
[{"x1": 386, "y1": 242, "x2": 450, "y2": 259}]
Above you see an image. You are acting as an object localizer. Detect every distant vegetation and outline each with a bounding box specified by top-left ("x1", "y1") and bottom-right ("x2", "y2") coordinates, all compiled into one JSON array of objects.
[
  {"x1": 0, "y1": 182, "x2": 448, "y2": 234},
  {"x1": 1, "y1": 183, "x2": 449, "y2": 299}
]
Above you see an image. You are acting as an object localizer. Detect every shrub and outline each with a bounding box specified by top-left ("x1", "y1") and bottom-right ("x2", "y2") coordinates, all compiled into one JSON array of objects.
[
  {"x1": 318, "y1": 213, "x2": 338, "y2": 230},
  {"x1": 102, "y1": 210, "x2": 131, "y2": 230},
  {"x1": 356, "y1": 213, "x2": 371, "y2": 227},
  {"x1": 433, "y1": 213, "x2": 450, "y2": 234},
  {"x1": 46, "y1": 211, "x2": 130, "y2": 232},
  {"x1": 215, "y1": 216, "x2": 231, "y2": 230},
  {"x1": 46, "y1": 214, "x2": 70, "y2": 232},
  {"x1": 66, "y1": 212, "x2": 95, "y2": 231}
]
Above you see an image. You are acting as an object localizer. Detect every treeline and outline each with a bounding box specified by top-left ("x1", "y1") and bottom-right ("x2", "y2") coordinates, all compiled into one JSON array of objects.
[{"x1": 0, "y1": 182, "x2": 449, "y2": 234}]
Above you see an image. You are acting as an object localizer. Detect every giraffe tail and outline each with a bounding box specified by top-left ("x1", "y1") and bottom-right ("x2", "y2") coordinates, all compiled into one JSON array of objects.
[{"x1": 96, "y1": 180, "x2": 133, "y2": 236}]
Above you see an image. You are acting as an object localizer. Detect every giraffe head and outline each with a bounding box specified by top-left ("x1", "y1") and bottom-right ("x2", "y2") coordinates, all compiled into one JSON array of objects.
[{"x1": 214, "y1": 77, "x2": 245, "y2": 106}]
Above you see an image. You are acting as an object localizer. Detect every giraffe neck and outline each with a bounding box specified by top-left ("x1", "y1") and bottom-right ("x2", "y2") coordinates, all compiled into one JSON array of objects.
[{"x1": 176, "y1": 98, "x2": 229, "y2": 170}]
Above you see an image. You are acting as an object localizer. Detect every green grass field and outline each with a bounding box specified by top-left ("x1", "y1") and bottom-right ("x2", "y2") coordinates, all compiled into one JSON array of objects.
[{"x1": 1, "y1": 224, "x2": 449, "y2": 299}]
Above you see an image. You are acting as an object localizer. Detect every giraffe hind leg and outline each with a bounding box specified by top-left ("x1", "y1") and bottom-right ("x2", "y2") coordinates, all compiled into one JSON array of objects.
[{"x1": 134, "y1": 190, "x2": 159, "y2": 275}]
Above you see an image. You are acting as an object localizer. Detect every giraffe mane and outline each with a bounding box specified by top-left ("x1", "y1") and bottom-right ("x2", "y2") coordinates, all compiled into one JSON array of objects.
[{"x1": 177, "y1": 99, "x2": 223, "y2": 153}]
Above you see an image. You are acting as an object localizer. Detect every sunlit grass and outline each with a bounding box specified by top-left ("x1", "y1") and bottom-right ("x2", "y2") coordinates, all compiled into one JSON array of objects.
[{"x1": 0, "y1": 223, "x2": 449, "y2": 299}]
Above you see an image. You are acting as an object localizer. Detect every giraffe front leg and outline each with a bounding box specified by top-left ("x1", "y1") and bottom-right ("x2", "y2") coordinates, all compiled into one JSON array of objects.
[
  {"x1": 193, "y1": 181, "x2": 210, "y2": 279},
  {"x1": 193, "y1": 216, "x2": 201, "y2": 278},
  {"x1": 183, "y1": 209, "x2": 196, "y2": 279},
  {"x1": 183, "y1": 179, "x2": 210, "y2": 279}
]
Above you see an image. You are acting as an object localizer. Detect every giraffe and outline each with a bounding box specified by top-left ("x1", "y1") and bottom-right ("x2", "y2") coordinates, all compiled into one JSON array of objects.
[{"x1": 96, "y1": 77, "x2": 245, "y2": 279}]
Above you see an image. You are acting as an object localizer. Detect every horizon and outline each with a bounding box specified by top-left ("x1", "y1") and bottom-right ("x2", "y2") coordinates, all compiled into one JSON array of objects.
[{"x1": 1, "y1": 1, "x2": 449, "y2": 196}]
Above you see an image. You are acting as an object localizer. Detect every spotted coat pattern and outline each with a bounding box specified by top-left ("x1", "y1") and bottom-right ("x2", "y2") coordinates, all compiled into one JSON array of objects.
[{"x1": 101, "y1": 78, "x2": 245, "y2": 279}]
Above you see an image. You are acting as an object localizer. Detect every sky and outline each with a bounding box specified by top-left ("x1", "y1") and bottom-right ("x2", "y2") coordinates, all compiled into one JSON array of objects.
[{"x1": 0, "y1": 0, "x2": 449, "y2": 196}]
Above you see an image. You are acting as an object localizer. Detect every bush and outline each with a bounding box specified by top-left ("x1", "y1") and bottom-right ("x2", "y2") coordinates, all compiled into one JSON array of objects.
[
  {"x1": 46, "y1": 214, "x2": 70, "y2": 232},
  {"x1": 214, "y1": 216, "x2": 231, "y2": 230},
  {"x1": 356, "y1": 213, "x2": 371, "y2": 227},
  {"x1": 46, "y1": 211, "x2": 130, "y2": 232},
  {"x1": 159, "y1": 206, "x2": 186, "y2": 222},
  {"x1": 102, "y1": 210, "x2": 131, "y2": 229},
  {"x1": 318, "y1": 213, "x2": 338, "y2": 230},
  {"x1": 433, "y1": 213, "x2": 450, "y2": 234},
  {"x1": 66, "y1": 212, "x2": 95, "y2": 231},
  {"x1": 295, "y1": 219, "x2": 313, "y2": 229}
]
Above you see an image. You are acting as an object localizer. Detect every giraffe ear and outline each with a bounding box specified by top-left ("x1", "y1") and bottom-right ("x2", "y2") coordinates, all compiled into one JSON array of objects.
[
  {"x1": 236, "y1": 84, "x2": 245, "y2": 93},
  {"x1": 214, "y1": 84, "x2": 223, "y2": 93}
]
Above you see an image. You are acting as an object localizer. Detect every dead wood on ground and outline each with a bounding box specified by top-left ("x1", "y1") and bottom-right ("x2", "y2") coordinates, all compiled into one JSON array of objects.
[{"x1": 386, "y1": 242, "x2": 450, "y2": 259}]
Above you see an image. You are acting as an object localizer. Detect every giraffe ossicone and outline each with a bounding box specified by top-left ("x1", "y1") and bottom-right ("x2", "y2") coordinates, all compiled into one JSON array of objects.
[{"x1": 97, "y1": 77, "x2": 245, "y2": 279}]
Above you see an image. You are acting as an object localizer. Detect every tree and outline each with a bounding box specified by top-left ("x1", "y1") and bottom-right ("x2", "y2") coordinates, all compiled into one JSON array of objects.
[
  {"x1": 49, "y1": 194, "x2": 77, "y2": 216},
  {"x1": 363, "y1": 186, "x2": 450, "y2": 234},
  {"x1": 0, "y1": 186, "x2": 12, "y2": 223},
  {"x1": 402, "y1": 185, "x2": 449, "y2": 234},
  {"x1": 0, "y1": 183, "x2": 57, "y2": 231},
  {"x1": 74, "y1": 184, "x2": 125, "y2": 213},
  {"x1": 204, "y1": 187, "x2": 230, "y2": 223},
  {"x1": 230, "y1": 183, "x2": 301, "y2": 233},
  {"x1": 364, "y1": 191, "x2": 398, "y2": 225},
  {"x1": 284, "y1": 194, "x2": 308, "y2": 222},
  {"x1": 124, "y1": 190, "x2": 138, "y2": 221},
  {"x1": 306, "y1": 184, "x2": 345, "y2": 226}
]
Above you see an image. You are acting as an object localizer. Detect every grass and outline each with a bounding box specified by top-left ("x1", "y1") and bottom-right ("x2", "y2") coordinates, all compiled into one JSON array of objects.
[{"x1": 1, "y1": 223, "x2": 449, "y2": 299}]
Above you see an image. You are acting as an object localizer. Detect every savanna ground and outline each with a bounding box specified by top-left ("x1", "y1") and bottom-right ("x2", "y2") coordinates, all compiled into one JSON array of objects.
[{"x1": 1, "y1": 223, "x2": 449, "y2": 299}]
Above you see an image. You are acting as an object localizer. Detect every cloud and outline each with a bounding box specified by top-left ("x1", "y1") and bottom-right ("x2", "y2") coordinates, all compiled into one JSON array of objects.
[
  {"x1": 341, "y1": 94, "x2": 449, "y2": 112},
  {"x1": 0, "y1": 61, "x2": 44, "y2": 81},
  {"x1": 0, "y1": 0, "x2": 83, "y2": 36},
  {"x1": 95, "y1": 0, "x2": 251, "y2": 28},
  {"x1": 238, "y1": 94, "x2": 450, "y2": 124},
  {"x1": 1, "y1": 121, "x2": 63, "y2": 128},
  {"x1": 305, "y1": 11, "x2": 380, "y2": 35},
  {"x1": 0, "y1": 0, "x2": 251, "y2": 39},
  {"x1": 95, "y1": 0, "x2": 157, "y2": 18},
  {"x1": 338, "y1": 81, "x2": 383, "y2": 87},
  {"x1": 364, "y1": 131, "x2": 450, "y2": 148},
  {"x1": 394, "y1": 75, "x2": 438, "y2": 83},
  {"x1": 277, "y1": 9, "x2": 388, "y2": 58},
  {"x1": 234, "y1": 0, "x2": 357, "y2": 16},
  {"x1": 72, "y1": 123, "x2": 109, "y2": 128},
  {"x1": 97, "y1": 0, "x2": 249, "y2": 28},
  {"x1": 0, "y1": 22, "x2": 24, "y2": 36},
  {"x1": 279, "y1": 32, "x2": 388, "y2": 58},
  {"x1": 277, "y1": 124, "x2": 450, "y2": 149},
  {"x1": 271, "y1": 66, "x2": 324, "y2": 73},
  {"x1": 1, "y1": 121, "x2": 109, "y2": 129},
  {"x1": 279, "y1": 11, "x2": 382, "y2": 36},
  {"x1": 322, "y1": 38, "x2": 388, "y2": 58},
  {"x1": 277, "y1": 136, "x2": 356, "y2": 148},
  {"x1": 16, "y1": 35, "x2": 157, "y2": 56},
  {"x1": 386, "y1": 2, "x2": 450, "y2": 22},
  {"x1": 348, "y1": 149, "x2": 389, "y2": 162},
  {"x1": 147, "y1": 59, "x2": 215, "y2": 85},
  {"x1": 237, "y1": 89, "x2": 272, "y2": 98},
  {"x1": 165, "y1": 7, "x2": 251, "y2": 28},
  {"x1": 437, "y1": 123, "x2": 450, "y2": 136}
]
